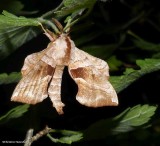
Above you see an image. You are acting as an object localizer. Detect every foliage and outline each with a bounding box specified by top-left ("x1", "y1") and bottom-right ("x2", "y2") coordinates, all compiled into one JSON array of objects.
[
  {"x1": 0, "y1": 0, "x2": 160, "y2": 146},
  {"x1": 83, "y1": 105, "x2": 157, "y2": 140},
  {"x1": 0, "y1": 104, "x2": 29, "y2": 124},
  {"x1": 0, "y1": 11, "x2": 40, "y2": 59},
  {"x1": 0, "y1": 72, "x2": 21, "y2": 84},
  {"x1": 110, "y1": 58, "x2": 160, "y2": 93}
]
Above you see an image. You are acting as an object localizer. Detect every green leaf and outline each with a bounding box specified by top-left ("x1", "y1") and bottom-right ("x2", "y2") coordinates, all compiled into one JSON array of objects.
[
  {"x1": 74, "y1": 30, "x2": 103, "y2": 46},
  {"x1": 110, "y1": 59, "x2": 160, "y2": 93},
  {"x1": 0, "y1": 26, "x2": 40, "y2": 59},
  {"x1": 133, "y1": 39, "x2": 160, "y2": 52},
  {"x1": 47, "y1": 130, "x2": 83, "y2": 144},
  {"x1": 0, "y1": 72, "x2": 21, "y2": 85},
  {"x1": 107, "y1": 56, "x2": 123, "y2": 71},
  {"x1": 83, "y1": 105, "x2": 157, "y2": 140},
  {"x1": 128, "y1": 31, "x2": 160, "y2": 52},
  {"x1": 112, "y1": 105, "x2": 157, "y2": 133},
  {"x1": 0, "y1": 0, "x2": 24, "y2": 14},
  {"x1": 56, "y1": 0, "x2": 97, "y2": 17},
  {"x1": 0, "y1": 104, "x2": 30, "y2": 124},
  {"x1": 0, "y1": 11, "x2": 41, "y2": 59},
  {"x1": 98, "y1": 0, "x2": 109, "y2": 2},
  {"x1": 0, "y1": 10, "x2": 40, "y2": 27},
  {"x1": 82, "y1": 44, "x2": 117, "y2": 59},
  {"x1": 63, "y1": 0, "x2": 76, "y2": 6}
]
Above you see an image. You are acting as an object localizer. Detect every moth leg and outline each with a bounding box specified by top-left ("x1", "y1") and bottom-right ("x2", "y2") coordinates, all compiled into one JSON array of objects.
[{"x1": 48, "y1": 65, "x2": 65, "y2": 114}]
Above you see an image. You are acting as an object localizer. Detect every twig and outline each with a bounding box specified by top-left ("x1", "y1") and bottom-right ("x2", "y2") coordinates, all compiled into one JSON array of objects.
[
  {"x1": 24, "y1": 126, "x2": 52, "y2": 146},
  {"x1": 24, "y1": 129, "x2": 34, "y2": 146},
  {"x1": 32, "y1": 126, "x2": 52, "y2": 142}
]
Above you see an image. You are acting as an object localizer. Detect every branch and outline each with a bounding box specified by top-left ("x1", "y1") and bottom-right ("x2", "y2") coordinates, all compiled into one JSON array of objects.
[
  {"x1": 24, "y1": 129, "x2": 33, "y2": 146},
  {"x1": 32, "y1": 126, "x2": 52, "y2": 142},
  {"x1": 24, "y1": 126, "x2": 51, "y2": 146}
]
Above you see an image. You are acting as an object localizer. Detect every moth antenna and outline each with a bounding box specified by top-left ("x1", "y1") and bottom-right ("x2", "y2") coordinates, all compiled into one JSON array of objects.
[
  {"x1": 46, "y1": 29, "x2": 57, "y2": 41},
  {"x1": 52, "y1": 18, "x2": 63, "y2": 32},
  {"x1": 39, "y1": 23, "x2": 56, "y2": 41}
]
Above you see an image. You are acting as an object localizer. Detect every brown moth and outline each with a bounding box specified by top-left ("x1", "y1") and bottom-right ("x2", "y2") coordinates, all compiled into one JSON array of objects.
[{"x1": 11, "y1": 29, "x2": 118, "y2": 114}]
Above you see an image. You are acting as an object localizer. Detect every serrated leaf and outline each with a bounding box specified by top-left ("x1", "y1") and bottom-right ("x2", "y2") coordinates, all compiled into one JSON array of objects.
[
  {"x1": 83, "y1": 105, "x2": 157, "y2": 140},
  {"x1": 0, "y1": 104, "x2": 30, "y2": 124},
  {"x1": 0, "y1": 10, "x2": 39, "y2": 27},
  {"x1": 0, "y1": 72, "x2": 21, "y2": 85},
  {"x1": 113, "y1": 105, "x2": 157, "y2": 133},
  {"x1": 56, "y1": 0, "x2": 96, "y2": 17},
  {"x1": 110, "y1": 59, "x2": 160, "y2": 93},
  {"x1": 47, "y1": 130, "x2": 83, "y2": 144}
]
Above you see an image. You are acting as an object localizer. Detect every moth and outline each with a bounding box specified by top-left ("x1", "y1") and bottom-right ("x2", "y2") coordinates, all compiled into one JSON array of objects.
[{"x1": 11, "y1": 27, "x2": 118, "y2": 114}]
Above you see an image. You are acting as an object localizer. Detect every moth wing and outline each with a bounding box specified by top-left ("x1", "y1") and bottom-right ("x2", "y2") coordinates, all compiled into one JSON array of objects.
[
  {"x1": 68, "y1": 47, "x2": 118, "y2": 107},
  {"x1": 11, "y1": 51, "x2": 55, "y2": 104},
  {"x1": 21, "y1": 50, "x2": 45, "y2": 76}
]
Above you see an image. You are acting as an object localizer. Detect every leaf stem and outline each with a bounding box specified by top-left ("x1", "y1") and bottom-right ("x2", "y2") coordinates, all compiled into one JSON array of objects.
[
  {"x1": 38, "y1": 18, "x2": 60, "y2": 34},
  {"x1": 63, "y1": 18, "x2": 79, "y2": 32},
  {"x1": 47, "y1": 133, "x2": 59, "y2": 143}
]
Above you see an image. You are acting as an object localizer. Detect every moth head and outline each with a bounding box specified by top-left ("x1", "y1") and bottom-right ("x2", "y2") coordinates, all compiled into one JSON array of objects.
[{"x1": 39, "y1": 19, "x2": 71, "y2": 42}]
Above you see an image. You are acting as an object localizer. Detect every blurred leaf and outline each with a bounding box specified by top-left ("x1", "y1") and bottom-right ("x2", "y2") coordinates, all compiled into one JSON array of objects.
[
  {"x1": 47, "y1": 130, "x2": 83, "y2": 144},
  {"x1": 0, "y1": 0, "x2": 24, "y2": 14},
  {"x1": 83, "y1": 105, "x2": 157, "y2": 140},
  {"x1": 129, "y1": 31, "x2": 160, "y2": 52},
  {"x1": 110, "y1": 59, "x2": 160, "y2": 93},
  {"x1": 55, "y1": 0, "x2": 96, "y2": 17},
  {"x1": 74, "y1": 31, "x2": 103, "y2": 46},
  {"x1": 0, "y1": 11, "x2": 41, "y2": 59},
  {"x1": 133, "y1": 39, "x2": 160, "y2": 52},
  {"x1": 99, "y1": 12, "x2": 144, "y2": 35},
  {"x1": 107, "y1": 56, "x2": 123, "y2": 71},
  {"x1": 82, "y1": 44, "x2": 117, "y2": 59},
  {"x1": 0, "y1": 104, "x2": 30, "y2": 124},
  {"x1": 152, "y1": 52, "x2": 160, "y2": 58},
  {"x1": 0, "y1": 72, "x2": 21, "y2": 85},
  {"x1": 98, "y1": 0, "x2": 109, "y2": 2},
  {"x1": 0, "y1": 26, "x2": 40, "y2": 59},
  {"x1": 63, "y1": 0, "x2": 77, "y2": 6}
]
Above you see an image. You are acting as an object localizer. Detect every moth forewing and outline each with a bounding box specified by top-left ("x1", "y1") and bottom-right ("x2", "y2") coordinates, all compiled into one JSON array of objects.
[{"x1": 11, "y1": 60, "x2": 55, "y2": 104}]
